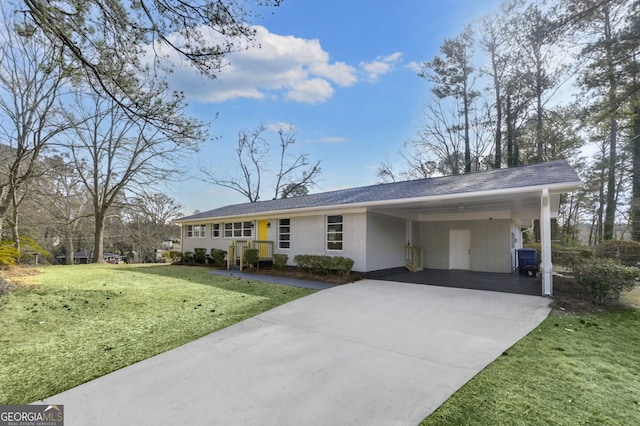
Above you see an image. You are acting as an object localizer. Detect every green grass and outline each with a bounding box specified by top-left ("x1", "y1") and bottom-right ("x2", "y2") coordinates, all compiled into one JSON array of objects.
[
  {"x1": 421, "y1": 307, "x2": 640, "y2": 426},
  {"x1": 0, "y1": 264, "x2": 314, "y2": 404}
]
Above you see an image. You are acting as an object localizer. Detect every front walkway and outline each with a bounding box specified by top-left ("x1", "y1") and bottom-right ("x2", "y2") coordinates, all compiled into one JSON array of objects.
[{"x1": 41, "y1": 280, "x2": 551, "y2": 426}]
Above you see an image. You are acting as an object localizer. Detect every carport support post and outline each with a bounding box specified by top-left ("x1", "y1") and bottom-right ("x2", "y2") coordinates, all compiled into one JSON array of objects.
[{"x1": 540, "y1": 188, "x2": 553, "y2": 296}]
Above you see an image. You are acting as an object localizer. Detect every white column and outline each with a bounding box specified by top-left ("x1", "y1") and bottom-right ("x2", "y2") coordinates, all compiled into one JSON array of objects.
[{"x1": 540, "y1": 188, "x2": 553, "y2": 296}]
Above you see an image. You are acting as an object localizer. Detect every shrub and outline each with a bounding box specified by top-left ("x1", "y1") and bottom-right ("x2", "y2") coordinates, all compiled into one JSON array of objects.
[
  {"x1": 193, "y1": 248, "x2": 207, "y2": 264},
  {"x1": 332, "y1": 256, "x2": 355, "y2": 276},
  {"x1": 180, "y1": 251, "x2": 194, "y2": 264},
  {"x1": 273, "y1": 253, "x2": 288, "y2": 270},
  {"x1": 0, "y1": 242, "x2": 19, "y2": 266},
  {"x1": 574, "y1": 259, "x2": 639, "y2": 305},
  {"x1": 293, "y1": 254, "x2": 355, "y2": 276},
  {"x1": 554, "y1": 247, "x2": 593, "y2": 269},
  {"x1": 243, "y1": 248, "x2": 259, "y2": 269},
  {"x1": 165, "y1": 251, "x2": 181, "y2": 263},
  {"x1": 16, "y1": 236, "x2": 52, "y2": 265},
  {"x1": 596, "y1": 240, "x2": 640, "y2": 266},
  {"x1": 294, "y1": 254, "x2": 327, "y2": 274},
  {"x1": 210, "y1": 249, "x2": 226, "y2": 266}
]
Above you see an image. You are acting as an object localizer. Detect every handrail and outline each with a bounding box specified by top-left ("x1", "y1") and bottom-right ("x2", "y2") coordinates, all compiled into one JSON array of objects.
[
  {"x1": 405, "y1": 245, "x2": 424, "y2": 272},
  {"x1": 250, "y1": 240, "x2": 275, "y2": 259},
  {"x1": 227, "y1": 240, "x2": 275, "y2": 270}
]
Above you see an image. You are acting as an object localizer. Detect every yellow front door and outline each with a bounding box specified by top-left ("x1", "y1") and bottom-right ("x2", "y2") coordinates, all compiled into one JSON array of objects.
[{"x1": 257, "y1": 220, "x2": 268, "y2": 257}]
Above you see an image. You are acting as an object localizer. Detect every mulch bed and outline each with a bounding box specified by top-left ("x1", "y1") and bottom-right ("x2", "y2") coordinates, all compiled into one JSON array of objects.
[
  {"x1": 234, "y1": 265, "x2": 362, "y2": 285},
  {"x1": 550, "y1": 274, "x2": 635, "y2": 314}
]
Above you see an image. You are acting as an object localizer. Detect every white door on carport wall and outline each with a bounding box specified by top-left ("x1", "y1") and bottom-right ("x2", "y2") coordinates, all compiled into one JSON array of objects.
[{"x1": 449, "y1": 229, "x2": 471, "y2": 270}]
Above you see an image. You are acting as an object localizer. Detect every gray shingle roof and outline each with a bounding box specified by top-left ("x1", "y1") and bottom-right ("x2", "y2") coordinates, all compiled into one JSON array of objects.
[{"x1": 177, "y1": 160, "x2": 580, "y2": 222}]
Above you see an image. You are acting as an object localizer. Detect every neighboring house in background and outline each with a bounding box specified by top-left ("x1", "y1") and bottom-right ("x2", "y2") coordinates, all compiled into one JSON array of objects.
[
  {"x1": 56, "y1": 250, "x2": 124, "y2": 264},
  {"x1": 174, "y1": 161, "x2": 581, "y2": 296},
  {"x1": 155, "y1": 239, "x2": 181, "y2": 262}
]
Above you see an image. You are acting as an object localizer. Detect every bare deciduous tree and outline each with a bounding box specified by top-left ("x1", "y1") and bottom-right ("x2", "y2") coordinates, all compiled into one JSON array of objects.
[
  {"x1": 202, "y1": 124, "x2": 321, "y2": 202},
  {"x1": 0, "y1": 5, "x2": 73, "y2": 250},
  {"x1": 65, "y1": 90, "x2": 201, "y2": 262},
  {"x1": 273, "y1": 124, "x2": 321, "y2": 199},
  {"x1": 122, "y1": 191, "x2": 183, "y2": 262},
  {"x1": 377, "y1": 95, "x2": 493, "y2": 182},
  {"x1": 35, "y1": 155, "x2": 94, "y2": 264}
]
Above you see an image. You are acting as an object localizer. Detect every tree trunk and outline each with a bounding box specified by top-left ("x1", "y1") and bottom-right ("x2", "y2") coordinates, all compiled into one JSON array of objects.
[
  {"x1": 94, "y1": 210, "x2": 106, "y2": 263},
  {"x1": 506, "y1": 94, "x2": 514, "y2": 167},
  {"x1": 603, "y1": 116, "x2": 618, "y2": 240},
  {"x1": 494, "y1": 79, "x2": 502, "y2": 169},
  {"x1": 563, "y1": 192, "x2": 574, "y2": 244},
  {"x1": 602, "y1": 6, "x2": 618, "y2": 241},
  {"x1": 10, "y1": 218, "x2": 20, "y2": 253},
  {"x1": 597, "y1": 171, "x2": 606, "y2": 244},
  {"x1": 463, "y1": 89, "x2": 471, "y2": 173},
  {"x1": 631, "y1": 104, "x2": 640, "y2": 241},
  {"x1": 536, "y1": 64, "x2": 544, "y2": 162},
  {"x1": 10, "y1": 190, "x2": 20, "y2": 252},
  {"x1": 65, "y1": 227, "x2": 75, "y2": 265}
]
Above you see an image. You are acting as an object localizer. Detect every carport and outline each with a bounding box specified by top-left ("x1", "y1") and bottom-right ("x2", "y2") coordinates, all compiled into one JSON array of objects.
[{"x1": 371, "y1": 268, "x2": 542, "y2": 296}]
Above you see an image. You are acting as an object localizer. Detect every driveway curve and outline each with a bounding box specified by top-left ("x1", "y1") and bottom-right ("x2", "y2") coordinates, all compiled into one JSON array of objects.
[{"x1": 42, "y1": 279, "x2": 550, "y2": 426}]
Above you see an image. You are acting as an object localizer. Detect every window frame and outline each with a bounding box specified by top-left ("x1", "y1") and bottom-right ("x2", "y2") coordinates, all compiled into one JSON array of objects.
[
  {"x1": 278, "y1": 218, "x2": 291, "y2": 249},
  {"x1": 223, "y1": 221, "x2": 253, "y2": 239},
  {"x1": 186, "y1": 224, "x2": 207, "y2": 238},
  {"x1": 212, "y1": 223, "x2": 221, "y2": 238},
  {"x1": 326, "y1": 215, "x2": 343, "y2": 251}
]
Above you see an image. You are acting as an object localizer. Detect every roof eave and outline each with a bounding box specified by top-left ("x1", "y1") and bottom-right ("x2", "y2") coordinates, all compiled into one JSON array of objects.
[{"x1": 174, "y1": 180, "x2": 582, "y2": 224}]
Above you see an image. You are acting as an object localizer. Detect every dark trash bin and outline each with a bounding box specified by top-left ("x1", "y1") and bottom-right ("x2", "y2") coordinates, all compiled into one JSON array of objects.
[{"x1": 517, "y1": 249, "x2": 538, "y2": 277}]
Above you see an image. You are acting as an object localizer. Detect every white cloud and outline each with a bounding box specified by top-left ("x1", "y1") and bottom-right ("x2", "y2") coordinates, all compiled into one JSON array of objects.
[
  {"x1": 265, "y1": 122, "x2": 296, "y2": 132},
  {"x1": 286, "y1": 77, "x2": 335, "y2": 103},
  {"x1": 316, "y1": 136, "x2": 347, "y2": 143},
  {"x1": 360, "y1": 52, "x2": 403, "y2": 82},
  {"x1": 148, "y1": 25, "x2": 359, "y2": 104},
  {"x1": 405, "y1": 61, "x2": 423, "y2": 73}
]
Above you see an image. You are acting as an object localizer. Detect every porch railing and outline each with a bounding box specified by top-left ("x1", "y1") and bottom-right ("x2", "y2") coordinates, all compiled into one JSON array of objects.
[
  {"x1": 405, "y1": 245, "x2": 424, "y2": 272},
  {"x1": 227, "y1": 240, "x2": 275, "y2": 271}
]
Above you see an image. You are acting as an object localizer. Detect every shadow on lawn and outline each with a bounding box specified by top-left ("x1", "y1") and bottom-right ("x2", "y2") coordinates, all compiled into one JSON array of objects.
[{"x1": 124, "y1": 264, "x2": 315, "y2": 297}]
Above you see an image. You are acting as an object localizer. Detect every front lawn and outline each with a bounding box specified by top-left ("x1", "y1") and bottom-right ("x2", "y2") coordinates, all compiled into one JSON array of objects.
[
  {"x1": 0, "y1": 264, "x2": 314, "y2": 404},
  {"x1": 421, "y1": 290, "x2": 640, "y2": 425}
]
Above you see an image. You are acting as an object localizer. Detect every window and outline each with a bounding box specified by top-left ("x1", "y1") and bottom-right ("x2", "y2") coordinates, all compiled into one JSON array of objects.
[
  {"x1": 278, "y1": 219, "x2": 291, "y2": 249},
  {"x1": 224, "y1": 222, "x2": 253, "y2": 238},
  {"x1": 212, "y1": 223, "x2": 220, "y2": 238},
  {"x1": 327, "y1": 215, "x2": 343, "y2": 250},
  {"x1": 186, "y1": 224, "x2": 206, "y2": 238}
]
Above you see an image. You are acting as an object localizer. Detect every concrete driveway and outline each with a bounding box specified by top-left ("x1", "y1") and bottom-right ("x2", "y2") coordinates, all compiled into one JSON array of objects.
[{"x1": 41, "y1": 280, "x2": 551, "y2": 426}]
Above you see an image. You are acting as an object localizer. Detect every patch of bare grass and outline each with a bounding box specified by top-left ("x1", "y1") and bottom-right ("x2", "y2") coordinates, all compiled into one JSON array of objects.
[
  {"x1": 0, "y1": 266, "x2": 38, "y2": 296},
  {"x1": 0, "y1": 264, "x2": 314, "y2": 404}
]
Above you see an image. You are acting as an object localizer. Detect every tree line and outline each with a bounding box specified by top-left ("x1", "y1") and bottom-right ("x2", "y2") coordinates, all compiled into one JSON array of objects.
[
  {"x1": 379, "y1": 0, "x2": 639, "y2": 245},
  {"x1": 0, "y1": 0, "x2": 283, "y2": 264}
]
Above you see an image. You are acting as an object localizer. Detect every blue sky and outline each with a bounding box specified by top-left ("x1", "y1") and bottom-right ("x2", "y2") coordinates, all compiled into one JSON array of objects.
[{"x1": 164, "y1": 0, "x2": 504, "y2": 214}]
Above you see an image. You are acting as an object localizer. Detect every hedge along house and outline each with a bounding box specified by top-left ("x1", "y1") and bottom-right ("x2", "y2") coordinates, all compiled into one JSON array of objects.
[{"x1": 175, "y1": 160, "x2": 581, "y2": 296}]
